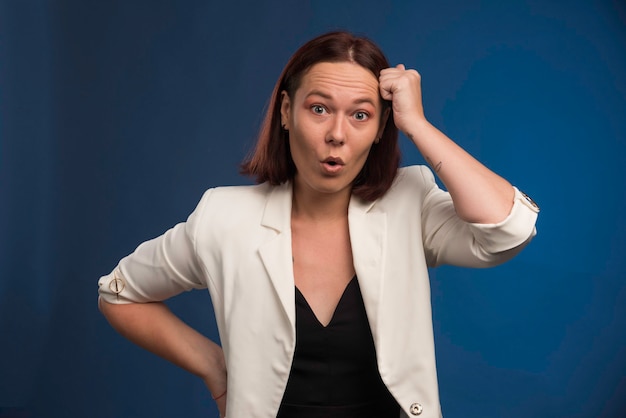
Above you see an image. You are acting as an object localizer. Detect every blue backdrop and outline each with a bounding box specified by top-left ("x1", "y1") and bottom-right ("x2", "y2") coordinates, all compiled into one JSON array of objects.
[{"x1": 1, "y1": 1, "x2": 625, "y2": 417}]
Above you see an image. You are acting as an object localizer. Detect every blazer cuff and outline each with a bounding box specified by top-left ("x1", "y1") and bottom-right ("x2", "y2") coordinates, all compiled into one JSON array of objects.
[
  {"x1": 98, "y1": 267, "x2": 140, "y2": 305},
  {"x1": 468, "y1": 187, "x2": 539, "y2": 253}
]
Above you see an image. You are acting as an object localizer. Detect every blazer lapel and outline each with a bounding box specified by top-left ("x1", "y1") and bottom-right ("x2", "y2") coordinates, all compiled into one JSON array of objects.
[
  {"x1": 258, "y1": 182, "x2": 296, "y2": 327},
  {"x1": 256, "y1": 185, "x2": 387, "y2": 332},
  {"x1": 348, "y1": 195, "x2": 386, "y2": 337}
]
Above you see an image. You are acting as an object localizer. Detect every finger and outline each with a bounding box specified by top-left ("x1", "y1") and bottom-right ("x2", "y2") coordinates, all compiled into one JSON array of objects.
[
  {"x1": 379, "y1": 74, "x2": 402, "y2": 95},
  {"x1": 379, "y1": 85, "x2": 393, "y2": 101},
  {"x1": 379, "y1": 69, "x2": 408, "y2": 88},
  {"x1": 381, "y1": 64, "x2": 406, "y2": 72},
  {"x1": 379, "y1": 80, "x2": 401, "y2": 98}
]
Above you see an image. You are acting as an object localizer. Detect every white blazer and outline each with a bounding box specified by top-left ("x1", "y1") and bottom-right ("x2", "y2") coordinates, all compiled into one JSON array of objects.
[{"x1": 99, "y1": 165, "x2": 539, "y2": 418}]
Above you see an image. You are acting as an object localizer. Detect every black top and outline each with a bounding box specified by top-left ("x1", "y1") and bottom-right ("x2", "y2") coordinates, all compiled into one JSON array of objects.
[{"x1": 277, "y1": 277, "x2": 400, "y2": 418}]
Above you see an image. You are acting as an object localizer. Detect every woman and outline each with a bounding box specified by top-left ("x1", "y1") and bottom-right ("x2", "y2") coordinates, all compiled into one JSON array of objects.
[{"x1": 98, "y1": 31, "x2": 539, "y2": 418}]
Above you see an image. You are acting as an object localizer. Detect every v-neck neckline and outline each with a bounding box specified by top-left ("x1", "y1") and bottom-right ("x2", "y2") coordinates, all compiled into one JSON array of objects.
[{"x1": 295, "y1": 276, "x2": 357, "y2": 328}]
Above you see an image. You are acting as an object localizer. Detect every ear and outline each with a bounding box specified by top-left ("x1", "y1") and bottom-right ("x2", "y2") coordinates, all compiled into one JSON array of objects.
[
  {"x1": 280, "y1": 91, "x2": 291, "y2": 129},
  {"x1": 377, "y1": 106, "x2": 391, "y2": 139}
]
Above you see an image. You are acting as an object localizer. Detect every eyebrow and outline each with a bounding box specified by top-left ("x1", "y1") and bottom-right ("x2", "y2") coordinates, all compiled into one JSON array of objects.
[{"x1": 305, "y1": 90, "x2": 378, "y2": 107}]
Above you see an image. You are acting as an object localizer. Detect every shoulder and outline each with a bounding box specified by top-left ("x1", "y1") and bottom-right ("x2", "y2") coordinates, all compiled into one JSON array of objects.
[
  {"x1": 355, "y1": 165, "x2": 442, "y2": 218},
  {"x1": 378, "y1": 165, "x2": 438, "y2": 202},
  {"x1": 394, "y1": 165, "x2": 436, "y2": 186},
  {"x1": 197, "y1": 182, "x2": 275, "y2": 210},
  {"x1": 187, "y1": 182, "x2": 287, "y2": 251},
  {"x1": 188, "y1": 182, "x2": 286, "y2": 227}
]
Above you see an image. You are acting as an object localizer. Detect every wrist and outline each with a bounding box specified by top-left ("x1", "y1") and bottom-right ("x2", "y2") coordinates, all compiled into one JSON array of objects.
[
  {"x1": 199, "y1": 343, "x2": 227, "y2": 395},
  {"x1": 212, "y1": 389, "x2": 227, "y2": 400},
  {"x1": 403, "y1": 118, "x2": 432, "y2": 145}
]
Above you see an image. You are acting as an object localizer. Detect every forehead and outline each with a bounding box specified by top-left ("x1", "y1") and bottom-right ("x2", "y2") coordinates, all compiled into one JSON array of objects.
[{"x1": 296, "y1": 61, "x2": 380, "y2": 101}]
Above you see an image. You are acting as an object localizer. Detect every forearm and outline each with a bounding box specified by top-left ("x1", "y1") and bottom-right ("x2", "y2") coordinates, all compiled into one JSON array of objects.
[
  {"x1": 379, "y1": 65, "x2": 515, "y2": 223},
  {"x1": 98, "y1": 298, "x2": 226, "y2": 396},
  {"x1": 405, "y1": 118, "x2": 515, "y2": 224}
]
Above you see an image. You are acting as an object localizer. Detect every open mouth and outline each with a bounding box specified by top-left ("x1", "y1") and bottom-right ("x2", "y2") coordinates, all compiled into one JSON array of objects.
[
  {"x1": 322, "y1": 157, "x2": 344, "y2": 166},
  {"x1": 321, "y1": 157, "x2": 344, "y2": 174}
]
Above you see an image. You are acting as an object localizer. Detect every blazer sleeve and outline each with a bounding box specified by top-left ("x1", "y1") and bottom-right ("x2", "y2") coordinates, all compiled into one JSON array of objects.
[
  {"x1": 418, "y1": 166, "x2": 539, "y2": 268},
  {"x1": 97, "y1": 189, "x2": 214, "y2": 304}
]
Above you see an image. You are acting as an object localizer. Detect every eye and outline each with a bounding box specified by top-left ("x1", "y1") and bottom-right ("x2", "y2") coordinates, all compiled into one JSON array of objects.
[
  {"x1": 354, "y1": 111, "x2": 369, "y2": 121},
  {"x1": 311, "y1": 105, "x2": 326, "y2": 115}
]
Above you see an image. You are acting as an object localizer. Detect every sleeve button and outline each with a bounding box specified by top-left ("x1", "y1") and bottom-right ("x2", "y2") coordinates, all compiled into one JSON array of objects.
[
  {"x1": 410, "y1": 402, "x2": 423, "y2": 415},
  {"x1": 520, "y1": 190, "x2": 540, "y2": 211}
]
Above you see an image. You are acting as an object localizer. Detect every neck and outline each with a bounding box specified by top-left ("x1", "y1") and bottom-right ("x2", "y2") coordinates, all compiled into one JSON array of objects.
[{"x1": 291, "y1": 183, "x2": 351, "y2": 222}]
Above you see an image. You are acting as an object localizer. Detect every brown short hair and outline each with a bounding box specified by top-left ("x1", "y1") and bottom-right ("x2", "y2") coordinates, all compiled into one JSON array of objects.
[{"x1": 240, "y1": 31, "x2": 400, "y2": 201}]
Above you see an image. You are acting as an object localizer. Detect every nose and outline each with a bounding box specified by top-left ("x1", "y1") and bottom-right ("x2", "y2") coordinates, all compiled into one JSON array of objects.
[{"x1": 325, "y1": 115, "x2": 346, "y2": 145}]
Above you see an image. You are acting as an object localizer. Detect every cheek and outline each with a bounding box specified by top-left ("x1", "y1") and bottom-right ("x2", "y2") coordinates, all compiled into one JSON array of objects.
[
  {"x1": 356, "y1": 145, "x2": 374, "y2": 165},
  {"x1": 288, "y1": 133, "x2": 312, "y2": 166},
  {"x1": 289, "y1": 127, "x2": 316, "y2": 151}
]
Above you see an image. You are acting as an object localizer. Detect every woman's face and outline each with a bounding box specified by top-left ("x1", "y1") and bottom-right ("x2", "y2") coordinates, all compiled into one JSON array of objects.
[{"x1": 280, "y1": 61, "x2": 387, "y2": 199}]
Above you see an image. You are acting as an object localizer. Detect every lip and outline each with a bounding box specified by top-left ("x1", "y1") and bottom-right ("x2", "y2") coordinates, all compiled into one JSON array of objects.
[{"x1": 320, "y1": 157, "x2": 345, "y2": 174}]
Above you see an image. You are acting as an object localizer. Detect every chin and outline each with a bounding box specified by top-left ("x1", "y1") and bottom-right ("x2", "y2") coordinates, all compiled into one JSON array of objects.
[
  {"x1": 295, "y1": 172, "x2": 355, "y2": 197},
  {"x1": 313, "y1": 182, "x2": 353, "y2": 196}
]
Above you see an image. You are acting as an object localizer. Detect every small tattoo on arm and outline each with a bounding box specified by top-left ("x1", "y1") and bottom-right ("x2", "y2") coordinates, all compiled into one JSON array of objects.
[
  {"x1": 409, "y1": 132, "x2": 442, "y2": 173},
  {"x1": 426, "y1": 156, "x2": 443, "y2": 173}
]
